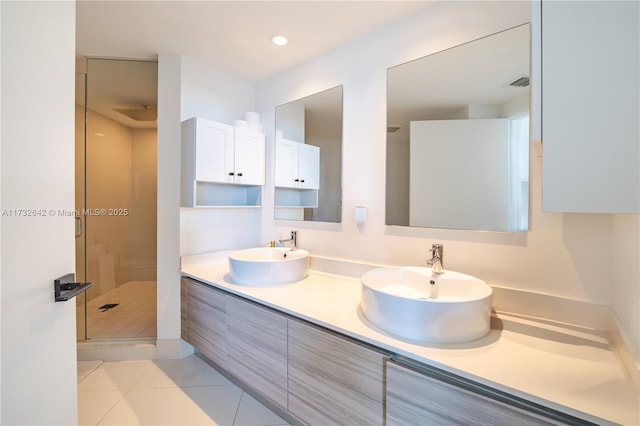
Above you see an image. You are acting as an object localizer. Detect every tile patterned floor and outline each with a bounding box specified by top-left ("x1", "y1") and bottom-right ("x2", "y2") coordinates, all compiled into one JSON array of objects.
[
  {"x1": 78, "y1": 281, "x2": 157, "y2": 340},
  {"x1": 78, "y1": 355, "x2": 290, "y2": 426}
]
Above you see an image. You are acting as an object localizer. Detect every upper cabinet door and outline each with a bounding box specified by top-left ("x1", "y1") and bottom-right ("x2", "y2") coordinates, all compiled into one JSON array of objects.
[
  {"x1": 298, "y1": 144, "x2": 320, "y2": 190},
  {"x1": 275, "y1": 138, "x2": 320, "y2": 189},
  {"x1": 194, "y1": 119, "x2": 235, "y2": 184},
  {"x1": 233, "y1": 127, "x2": 265, "y2": 186},
  {"x1": 541, "y1": 1, "x2": 639, "y2": 213},
  {"x1": 275, "y1": 138, "x2": 299, "y2": 188}
]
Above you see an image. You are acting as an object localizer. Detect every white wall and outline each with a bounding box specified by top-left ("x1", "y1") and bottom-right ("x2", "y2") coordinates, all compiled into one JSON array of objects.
[
  {"x1": 255, "y1": 1, "x2": 632, "y2": 340},
  {"x1": 409, "y1": 119, "x2": 510, "y2": 231},
  {"x1": 1, "y1": 1, "x2": 77, "y2": 424},
  {"x1": 157, "y1": 53, "x2": 183, "y2": 351}
]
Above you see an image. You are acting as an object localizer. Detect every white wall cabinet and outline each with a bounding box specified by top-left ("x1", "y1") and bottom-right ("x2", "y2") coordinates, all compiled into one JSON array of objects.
[
  {"x1": 540, "y1": 1, "x2": 639, "y2": 213},
  {"x1": 386, "y1": 360, "x2": 564, "y2": 426},
  {"x1": 181, "y1": 117, "x2": 265, "y2": 207},
  {"x1": 226, "y1": 297, "x2": 288, "y2": 411},
  {"x1": 275, "y1": 138, "x2": 320, "y2": 215},
  {"x1": 287, "y1": 319, "x2": 387, "y2": 425},
  {"x1": 275, "y1": 138, "x2": 319, "y2": 190}
]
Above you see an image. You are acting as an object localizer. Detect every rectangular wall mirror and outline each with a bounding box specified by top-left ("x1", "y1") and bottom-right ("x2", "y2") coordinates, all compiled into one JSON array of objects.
[
  {"x1": 386, "y1": 24, "x2": 530, "y2": 232},
  {"x1": 275, "y1": 86, "x2": 343, "y2": 223}
]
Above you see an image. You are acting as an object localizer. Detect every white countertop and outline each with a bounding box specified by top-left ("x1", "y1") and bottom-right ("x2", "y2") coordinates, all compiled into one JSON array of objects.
[{"x1": 181, "y1": 251, "x2": 639, "y2": 425}]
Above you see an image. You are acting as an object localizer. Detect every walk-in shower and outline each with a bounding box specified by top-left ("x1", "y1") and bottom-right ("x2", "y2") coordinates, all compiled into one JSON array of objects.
[{"x1": 75, "y1": 58, "x2": 158, "y2": 341}]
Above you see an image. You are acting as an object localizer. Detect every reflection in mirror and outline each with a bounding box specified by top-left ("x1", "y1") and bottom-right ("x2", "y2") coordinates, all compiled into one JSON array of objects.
[
  {"x1": 386, "y1": 24, "x2": 530, "y2": 232},
  {"x1": 275, "y1": 86, "x2": 343, "y2": 223}
]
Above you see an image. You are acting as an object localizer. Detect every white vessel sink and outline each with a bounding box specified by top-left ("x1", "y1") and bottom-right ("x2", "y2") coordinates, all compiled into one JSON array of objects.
[
  {"x1": 360, "y1": 266, "x2": 492, "y2": 343},
  {"x1": 228, "y1": 247, "x2": 309, "y2": 286}
]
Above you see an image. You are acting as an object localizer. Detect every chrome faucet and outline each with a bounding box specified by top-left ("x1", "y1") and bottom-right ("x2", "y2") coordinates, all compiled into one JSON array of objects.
[
  {"x1": 427, "y1": 244, "x2": 444, "y2": 274},
  {"x1": 278, "y1": 230, "x2": 297, "y2": 250}
]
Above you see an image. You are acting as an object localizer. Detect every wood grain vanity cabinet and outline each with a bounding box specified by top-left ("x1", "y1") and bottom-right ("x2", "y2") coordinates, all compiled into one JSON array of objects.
[
  {"x1": 180, "y1": 279, "x2": 188, "y2": 341},
  {"x1": 226, "y1": 297, "x2": 288, "y2": 411},
  {"x1": 181, "y1": 277, "x2": 595, "y2": 425},
  {"x1": 287, "y1": 319, "x2": 388, "y2": 425},
  {"x1": 386, "y1": 360, "x2": 582, "y2": 426},
  {"x1": 181, "y1": 277, "x2": 228, "y2": 368}
]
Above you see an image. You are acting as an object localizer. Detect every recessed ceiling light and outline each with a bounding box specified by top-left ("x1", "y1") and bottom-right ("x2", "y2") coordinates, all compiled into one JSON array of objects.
[{"x1": 271, "y1": 35, "x2": 288, "y2": 46}]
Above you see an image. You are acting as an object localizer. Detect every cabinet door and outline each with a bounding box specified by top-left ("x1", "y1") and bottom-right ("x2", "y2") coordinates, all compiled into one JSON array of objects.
[
  {"x1": 541, "y1": 1, "x2": 639, "y2": 213},
  {"x1": 194, "y1": 119, "x2": 235, "y2": 184},
  {"x1": 275, "y1": 138, "x2": 300, "y2": 188},
  {"x1": 288, "y1": 320, "x2": 387, "y2": 425},
  {"x1": 183, "y1": 277, "x2": 227, "y2": 368},
  {"x1": 386, "y1": 361, "x2": 562, "y2": 426},
  {"x1": 226, "y1": 297, "x2": 287, "y2": 411},
  {"x1": 297, "y1": 144, "x2": 320, "y2": 190},
  {"x1": 180, "y1": 279, "x2": 188, "y2": 341},
  {"x1": 233, "y1": 128, "x2": 265, "y2": 186}
]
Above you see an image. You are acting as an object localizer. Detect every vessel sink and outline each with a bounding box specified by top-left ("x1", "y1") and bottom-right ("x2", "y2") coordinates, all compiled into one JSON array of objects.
[
  {"x1": 228, "y1": 247, "x2": 309, "y2": 286},
  {"x1": 360, "y1": 267, "x2": 492, "y2": 343}
]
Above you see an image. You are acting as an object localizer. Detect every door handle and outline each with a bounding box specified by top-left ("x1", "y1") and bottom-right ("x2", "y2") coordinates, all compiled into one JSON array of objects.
[{"x1": 75, "y1": 216, "x2": 82, "y2": 238}]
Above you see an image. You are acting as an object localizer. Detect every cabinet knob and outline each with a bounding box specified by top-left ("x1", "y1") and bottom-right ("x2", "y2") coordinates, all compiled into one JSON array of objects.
[
  {"x1": 300, "y1": 179, "x2": 305, "y2": 183},
  {"x1": 294, "y1": 179, "x2": 299, "y2": 182},
  {"x1": 228, "y1": 172, "x2": 235, "y2": 176},
  {"x1": 237, "y1": 172, "x2": 243, "y2": 177}
]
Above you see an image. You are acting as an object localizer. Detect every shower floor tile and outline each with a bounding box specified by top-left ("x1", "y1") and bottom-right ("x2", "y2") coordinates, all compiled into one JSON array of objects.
[{"x1": 77, "y1": 281, "x2": 157, "y2": 340}]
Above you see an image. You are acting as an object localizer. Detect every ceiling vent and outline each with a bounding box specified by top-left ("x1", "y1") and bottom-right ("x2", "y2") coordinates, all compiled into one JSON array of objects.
[
  {"x1": 387, "y1": 125, "x2": 401, "y2": 133},
  {"x1": 508, "y1": 75, "x2": 530, "y2": 88},
  {"x1": 113, "y1": 105, "x2": 157, "y2": 122}
]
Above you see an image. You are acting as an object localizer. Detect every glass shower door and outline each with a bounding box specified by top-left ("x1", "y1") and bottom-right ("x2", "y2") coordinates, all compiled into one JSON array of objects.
[{"x1": 75, "y1": 58, "x2": 158, "y2": 341}]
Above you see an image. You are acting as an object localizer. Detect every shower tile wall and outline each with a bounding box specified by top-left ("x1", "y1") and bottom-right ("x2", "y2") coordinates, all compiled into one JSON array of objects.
[
  {"x1": 86, "y1": 109, "x2": 130, "y2": 296},
  {"x1": 83, "y1": 109, "x2": 157, "y2": 296},
  {"x1": 127, "y1": 128, "x2": 157, "y2": 283}
]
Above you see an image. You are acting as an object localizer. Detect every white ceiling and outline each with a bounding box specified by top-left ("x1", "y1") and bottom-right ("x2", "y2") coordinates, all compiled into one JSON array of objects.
[
  {"x1": 76, "y1": 2, "x2": 529, "y2": 133},
  {"x1": 76, "y1": 1, "x2": 435, "y2": 82}
]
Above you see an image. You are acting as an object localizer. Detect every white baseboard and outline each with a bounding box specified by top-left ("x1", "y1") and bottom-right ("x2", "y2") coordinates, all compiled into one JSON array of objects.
[
  {"x1": 76, "y1": 339, "x2": 195, "y2": 361},
  {"x1": 77, "y1": 340, "x2": 157, "y2": 361},
  {"x1": 156, "y1": 339, "x2": 194, "y2": 359}
]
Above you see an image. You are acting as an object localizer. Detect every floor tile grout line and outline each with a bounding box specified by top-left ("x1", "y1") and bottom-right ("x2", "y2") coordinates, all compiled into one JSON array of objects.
[
  {"x1": 231, "y1": 390, "x2": 245, "y2": 426},
  {"x1": 126, "y1": 359, "x2": 160, "y2": 391},
  {"x1": 94, "y1": 389, "x2": 126, "y2": 426}
]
